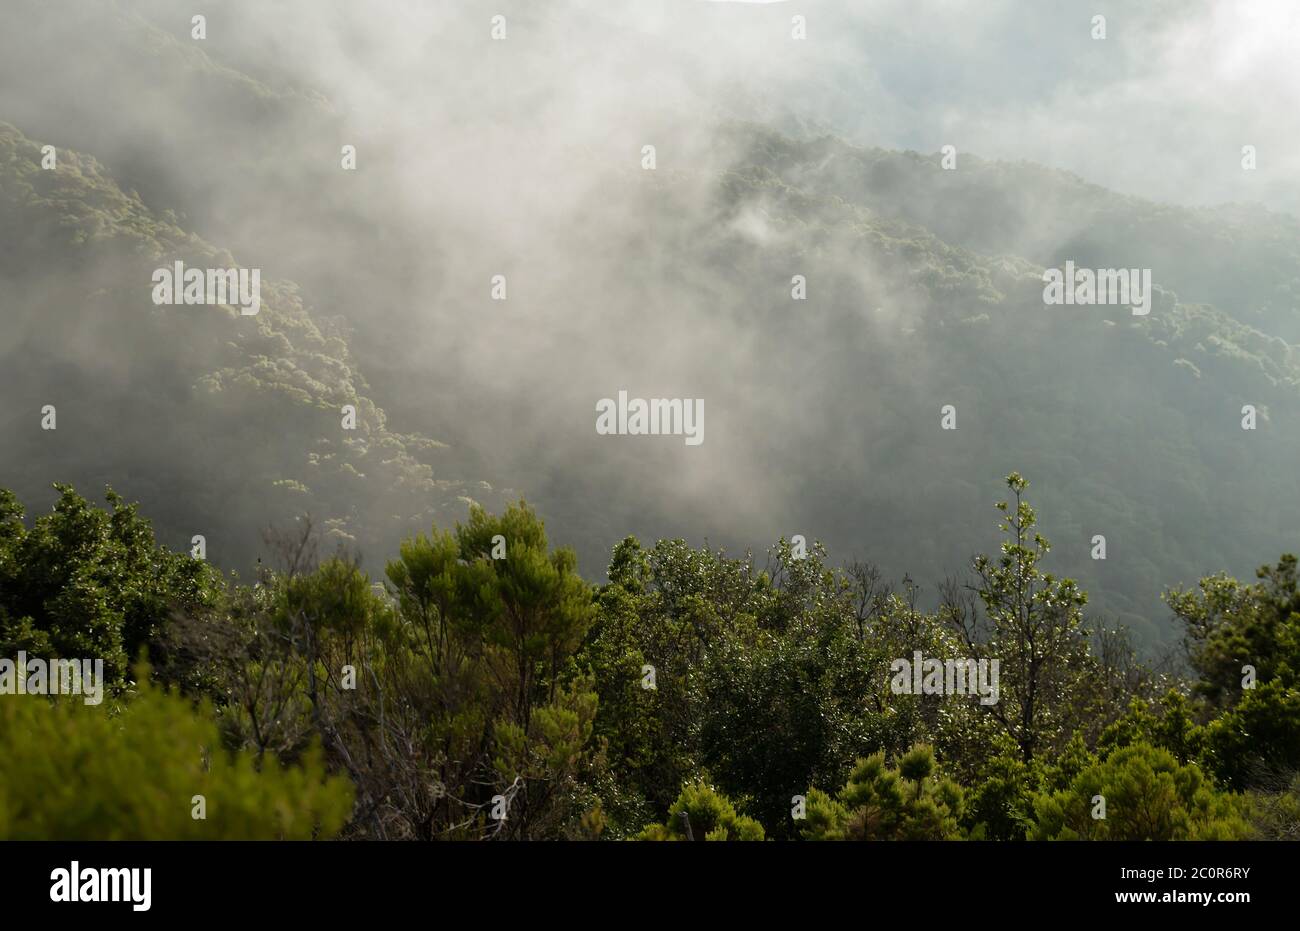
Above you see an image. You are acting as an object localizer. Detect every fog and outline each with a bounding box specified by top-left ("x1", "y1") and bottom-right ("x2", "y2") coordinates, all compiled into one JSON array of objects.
[{"x1": 2, "y1": 0, "x2": 1297, "y2": 646}]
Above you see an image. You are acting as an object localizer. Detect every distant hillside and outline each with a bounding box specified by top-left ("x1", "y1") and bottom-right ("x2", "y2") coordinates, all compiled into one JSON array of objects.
[
  {"x1": 722, "y1": 123, "x2": 1300, "y2": 342},
  {"x1": 1, "y1": 2, "x2": 1297, "y2": 650},
  {"x1": 0, "y1": 121, "x2": 500, "y2": 570}
]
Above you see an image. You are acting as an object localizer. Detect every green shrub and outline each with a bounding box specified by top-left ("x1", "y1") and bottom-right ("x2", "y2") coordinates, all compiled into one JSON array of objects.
[
  {"x1": 1030, "y1": 742, "x2": 1250, "y2": 840},
  {"x1": 0, "y1": 675, "x2": 353, "y2": 840},
  {"x1": 638, "y1": 781, "x2": 765, "y2": 841},
  {"x1": 802, "y1": 745, "x2": 966, "y2": 840}
]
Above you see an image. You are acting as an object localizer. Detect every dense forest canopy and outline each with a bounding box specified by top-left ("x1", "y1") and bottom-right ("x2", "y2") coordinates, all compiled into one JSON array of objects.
[{"x1": 0, "y1": 478, "x2": 1296, "y2": 840}]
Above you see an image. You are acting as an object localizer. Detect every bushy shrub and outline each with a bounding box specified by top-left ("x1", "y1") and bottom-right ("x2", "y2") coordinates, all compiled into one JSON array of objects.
[{"x1": 0, "y1": 675, "x2": 353, "y2": 840}]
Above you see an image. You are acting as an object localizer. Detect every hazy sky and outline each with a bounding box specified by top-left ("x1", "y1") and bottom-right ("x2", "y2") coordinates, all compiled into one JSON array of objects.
[{"x1": 88, "y1": 0, "x2": 1300, "y2": 213}]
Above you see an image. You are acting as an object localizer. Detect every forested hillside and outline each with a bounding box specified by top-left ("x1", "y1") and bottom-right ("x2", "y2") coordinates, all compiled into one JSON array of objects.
[
  {"x1": 726, "y1": 122, "x2": 1300, "y2": 342},
  {"x1": 3, "y1": 1, "x2": 1297, "y2": 650},
  {"x1": 0, "y1": 121, "x2": 501, "y2": 566}
]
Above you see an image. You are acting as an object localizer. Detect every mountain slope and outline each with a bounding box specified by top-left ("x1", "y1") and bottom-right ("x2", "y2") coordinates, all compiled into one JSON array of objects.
[
  {"x1": 0, "y1": 121, "x2": 498, "y2": 569},
  {"x1": 722, "y1": 122, "x2": 1300, "y2": 342},
  {"x1": 1, "y1": 3, "x2": 1297, "y2": 649}
]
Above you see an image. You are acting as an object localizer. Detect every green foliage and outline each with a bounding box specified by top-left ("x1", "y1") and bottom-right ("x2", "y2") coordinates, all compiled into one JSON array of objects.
[
  {"x1": 581, "y1": 536, "x2": 911, "y2": 838},
  {"x1": 1165, "y1": 554, "x2": 1300, "y2": 788},
  {"x1": 0, "y1": 474, "x2": 1292, "y2": 843},
  {"x1": 802, "y1": 745, "x2": 966, "y2": 840},
  {"x1": 1166, "y1": 554, "x2": 1300, "y2": 709},
  {"x1": 1030, "y1": 742, "x2": 1250, "y2": 840},
  {"x1": 0, "y1": 484, "x2": 222, "y2": 690},
  {"x1": 1201, "y1": 681, "x2": 1300, "y2": 789},
  {"x1": 379, "y1": 499, "x2": 598, "y2": 839},
  {"x1": 1098, "y1": 692, "x2": 1206, "y2": 765},
  {"x1": 638, "y1": 781, "x2": 765, "y2": 841},
  {"x1": 955, "y1": 474, "x2": 1093, "y2": 763},
  {"x1": 0, "y1": 674, "x2": 353, "y2": 839},
  {"x1": 961, "y1": 745, "x2": 1035, "y2": 840},
  {"x1": 160, "y1": 498, "x2": 601, "y2": 840}
]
